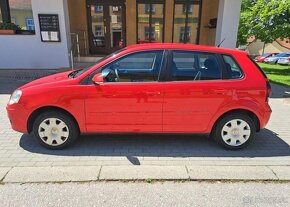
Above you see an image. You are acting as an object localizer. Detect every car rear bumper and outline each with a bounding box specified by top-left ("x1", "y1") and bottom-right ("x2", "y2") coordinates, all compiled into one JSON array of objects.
[
  {"x1": 259, "y1": 103, "x2": 272, "y2": 129},
  {"x1": 6, "y1": 104, "x2": 29, "y2": 133}
]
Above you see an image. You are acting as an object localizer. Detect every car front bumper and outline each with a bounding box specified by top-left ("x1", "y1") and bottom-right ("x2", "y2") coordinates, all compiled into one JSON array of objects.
[{"x1": 6, "y1": 104, "x2": 29, "y2": 133}]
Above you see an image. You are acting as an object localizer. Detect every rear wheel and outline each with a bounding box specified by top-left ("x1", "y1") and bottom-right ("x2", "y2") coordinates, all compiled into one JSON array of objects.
[
  {"x1": 212, "y1": 113, "x2": 255, "y2": 150},
  {"x1": 32, "y1": 111, "x2": 79, "y2": 149}
]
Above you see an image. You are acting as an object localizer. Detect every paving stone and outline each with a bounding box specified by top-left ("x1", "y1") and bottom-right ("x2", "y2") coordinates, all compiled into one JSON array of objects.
[{"x1": 1, "y1": 84, "x2": 290, "y2": 171}]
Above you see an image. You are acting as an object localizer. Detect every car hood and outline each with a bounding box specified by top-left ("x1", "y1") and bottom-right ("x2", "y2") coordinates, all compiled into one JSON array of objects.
[{"x1": 19, "y1": 71, "x2": 72, "y2": 90}]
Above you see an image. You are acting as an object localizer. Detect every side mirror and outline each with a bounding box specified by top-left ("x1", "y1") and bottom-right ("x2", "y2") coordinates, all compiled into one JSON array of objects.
[{"x1": 92, "y1": 73, "x2": 104, "y2": 85}]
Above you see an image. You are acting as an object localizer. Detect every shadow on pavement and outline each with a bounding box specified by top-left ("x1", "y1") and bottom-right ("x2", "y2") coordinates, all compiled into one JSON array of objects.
[
  {"x1": 270, "y1": 83, "x2": 290, "y2": 99},
  {"x1": 19, "y1": 128, "x2": 290, "y2": 158}
]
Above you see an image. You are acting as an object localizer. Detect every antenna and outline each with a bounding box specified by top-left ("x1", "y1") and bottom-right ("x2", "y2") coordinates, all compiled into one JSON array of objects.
[{"x1": 217, "y1": 38, "x2": 226, "y2": 47}]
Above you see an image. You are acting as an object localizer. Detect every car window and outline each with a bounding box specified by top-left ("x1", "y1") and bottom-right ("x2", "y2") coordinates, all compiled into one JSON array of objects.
[
  {"x1": 170, "y1": 51, "x2": 222, "y2": 81},
  {"x1": 222, "y1": 55, "x2": 243, "y2": 79},
  {"x1": 101, "y1": 50, "x2": 164, "y2": 83},
  {"x1": 275, "y1": 53, "x2": 290, "y2": 57}
]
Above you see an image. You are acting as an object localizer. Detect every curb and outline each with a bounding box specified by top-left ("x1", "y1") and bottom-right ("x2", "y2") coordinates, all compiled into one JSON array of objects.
[{"x1": 0, "y1": 165, "x2": 289, "y2": 184}]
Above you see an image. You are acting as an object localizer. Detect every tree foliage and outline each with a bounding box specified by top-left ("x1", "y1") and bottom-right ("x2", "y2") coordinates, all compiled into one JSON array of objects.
[{"x1": 237, "y1": 0, "x2": 290, "y2": 46}]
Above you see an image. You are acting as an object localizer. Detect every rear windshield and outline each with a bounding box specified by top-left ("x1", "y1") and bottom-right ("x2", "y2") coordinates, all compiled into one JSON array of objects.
[{"x1": 248, "y1": 56, "x2": 267, "y2": 78}]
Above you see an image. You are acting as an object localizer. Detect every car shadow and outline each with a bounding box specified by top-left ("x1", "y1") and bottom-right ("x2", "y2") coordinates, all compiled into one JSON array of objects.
[
  {"x1": 270, "y1": 83, "x2": 290, "y2": 99},
  {"x1": 19, "y1": 128, "x2": 290, "y2": 158}
]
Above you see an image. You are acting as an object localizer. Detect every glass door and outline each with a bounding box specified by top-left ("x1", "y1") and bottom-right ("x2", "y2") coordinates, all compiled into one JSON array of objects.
[
  {"x1": 173, "y1": 0, "x2": 201, "y2": 44},
  {"x1": 87, "y1": 1, "x2": 125, "y2": 54}
]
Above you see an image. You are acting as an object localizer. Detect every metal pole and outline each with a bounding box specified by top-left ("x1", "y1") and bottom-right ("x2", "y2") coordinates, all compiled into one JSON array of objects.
[
  {"x1": 83, "y1": 30, "x2": 88, "y2": 56},
  {"x1": 70, "y1": 50, "x2": 74, "y2": 70},
  {"x1": 76, "y1": 33, "x2": 81, "y2": 61}
]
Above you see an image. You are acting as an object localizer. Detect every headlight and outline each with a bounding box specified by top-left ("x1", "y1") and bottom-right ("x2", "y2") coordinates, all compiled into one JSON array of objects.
[{"x1": 9, "y1": 90, "x2": 22, "y2": 105}]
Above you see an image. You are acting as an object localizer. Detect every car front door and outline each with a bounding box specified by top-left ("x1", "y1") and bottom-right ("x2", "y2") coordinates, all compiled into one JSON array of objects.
[
  {"x1": 162, "y1": 50, "x2": 232, "y2": 133},
  {"x1": 84, "y1": 50, "x2": 165, "y2": 132}
]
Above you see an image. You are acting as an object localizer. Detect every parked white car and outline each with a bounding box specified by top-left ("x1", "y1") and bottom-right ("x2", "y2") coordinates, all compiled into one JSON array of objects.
[
  {"x1": 264, "y1": 53, "x2": 290, "y2": 64},
  {"x1": 277, "y1": 57, "x2": 290, "y2": 65}
]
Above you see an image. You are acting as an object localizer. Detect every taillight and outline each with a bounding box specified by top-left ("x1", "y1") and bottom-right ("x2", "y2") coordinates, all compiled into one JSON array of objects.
[{"x1": 266, "y1": 79, "x2": 271, "y2": 102}]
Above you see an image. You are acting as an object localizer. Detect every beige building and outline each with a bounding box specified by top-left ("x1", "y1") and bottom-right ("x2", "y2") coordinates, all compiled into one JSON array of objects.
[
  {"x1": 0, "y1": 0, "x2": 242, "y2": 69},
  {"x1": 68, "y1": 0, "x2": 241, "y2": 55},
  {"x1": 247, "y1": 37, "x2": 290, "y2": 56}
]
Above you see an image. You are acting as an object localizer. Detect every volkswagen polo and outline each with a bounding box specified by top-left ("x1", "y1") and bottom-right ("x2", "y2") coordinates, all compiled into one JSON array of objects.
[{"x1": 6, "y1": 44, "x2": 272, "y2": 150}]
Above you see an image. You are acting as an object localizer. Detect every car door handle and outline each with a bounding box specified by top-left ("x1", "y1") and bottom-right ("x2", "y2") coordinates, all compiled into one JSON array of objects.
[
  {"x1": 145, "y1": 91, "x2": 161, "y2": 96},
  {"x1": 214, "y1": 89, "x2": 227, "y2": 95}
]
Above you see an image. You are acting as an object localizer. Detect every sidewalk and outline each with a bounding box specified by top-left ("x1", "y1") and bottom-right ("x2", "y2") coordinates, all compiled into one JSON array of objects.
[
  {"x1": 0, "y1": 78, "x2": 290, "y2": 183},
  {"x1": 1, "y1": 165, "x2": 289, "y2": 183}
]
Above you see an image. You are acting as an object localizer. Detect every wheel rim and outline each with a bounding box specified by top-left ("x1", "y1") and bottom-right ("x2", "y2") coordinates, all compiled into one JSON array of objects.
[
  {"x1": 221, "y1": 119, "x2": 251, "y2": 147},
  {"x1": 38, "y1": 118, "x2": 69, "y2": 146}
]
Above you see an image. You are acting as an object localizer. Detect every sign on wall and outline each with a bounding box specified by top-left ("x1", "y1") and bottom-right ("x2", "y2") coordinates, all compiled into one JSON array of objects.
[{"x1": 38, "y1": 14, "x2": 61, "y2": 42}]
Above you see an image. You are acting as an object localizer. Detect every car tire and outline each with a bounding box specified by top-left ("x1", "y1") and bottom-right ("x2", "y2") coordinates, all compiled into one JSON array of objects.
[
  {"x1": 32, "y1": 110, "x2": 79, "y2": 149},
  {"x1": 212, "y1": 113, "x2": 255, "y2": 150}
]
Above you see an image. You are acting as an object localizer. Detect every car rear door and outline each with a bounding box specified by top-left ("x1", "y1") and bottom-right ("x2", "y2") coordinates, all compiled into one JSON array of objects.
[
  {"x1": 84, "y1": 50, "x2": 165, "y2": 132},
  {"x1": 162, "y1": 50, "x2": 233, "y2": 133}
]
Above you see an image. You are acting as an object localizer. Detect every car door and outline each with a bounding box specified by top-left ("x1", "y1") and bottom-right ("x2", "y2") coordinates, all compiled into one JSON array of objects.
[
  {"x1": 84, "y1": 50, "x2": 165, "y2": 132},
  {"x1": 162, "y1": 50, "x2": 233, "y2": 133}
]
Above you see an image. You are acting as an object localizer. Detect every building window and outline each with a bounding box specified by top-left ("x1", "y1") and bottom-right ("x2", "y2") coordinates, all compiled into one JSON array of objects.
[
  {"x1": 144, "y1": 4, "x2": 155, "y2": 14},
  {"x1": 179, "y1": 26, "x2": 191, "y2": 42},
  {"x1": 95, "y1": 25, "x2": 103, "y2": 37},
  {"x1": 25, "y1": 17, "x2": 34, "y2": 30},
  {"x1": 145, "y1": 26, "x2": 156, "y2": 40},
  {"x1": 0, "y1": 0, "x2": 35, "y2": 34},
  {"x1": 173, "y1": 0, "x2": 201, "y2": 44},
  {"x1": 137, "y1": 0, "x2": 164, "y2": 44},
  {"x1": 182, "y1": 4, "x2": 192, "y2": 13},
  {"x1": 95, "y1": 5, "x2": 103, "y2": 13}
]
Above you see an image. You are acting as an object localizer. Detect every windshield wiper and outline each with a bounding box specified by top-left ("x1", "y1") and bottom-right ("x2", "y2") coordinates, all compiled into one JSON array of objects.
[{"x1": 68, "y1": 70, "x2": 79, "y2": 78}]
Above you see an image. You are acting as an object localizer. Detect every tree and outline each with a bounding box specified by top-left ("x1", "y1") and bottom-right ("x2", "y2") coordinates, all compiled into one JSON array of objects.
[{"x1": 237, "y1": 0, "x2": 290, "y2": 46}]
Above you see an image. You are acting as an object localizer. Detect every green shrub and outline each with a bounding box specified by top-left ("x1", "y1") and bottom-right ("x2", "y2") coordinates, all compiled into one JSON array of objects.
[{"x1": 0, "y1": 22, "x2": 21, "y2": 31}]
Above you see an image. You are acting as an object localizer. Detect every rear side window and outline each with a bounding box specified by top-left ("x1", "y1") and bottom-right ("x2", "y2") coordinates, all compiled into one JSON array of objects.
[
  {"x1": 170, "y1": 51, "x2": 222, "y2": 81},
  {"x1": 222, "y1": 55, "x2": 243, "y2": 79}
]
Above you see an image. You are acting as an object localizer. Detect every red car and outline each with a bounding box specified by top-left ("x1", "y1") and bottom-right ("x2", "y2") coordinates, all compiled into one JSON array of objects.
[
  {"x1": 254, "y1": 53, "x2": 278, "y2": 63},
  {"x1": 7, "y1": 44, "x2": 272, "y2": 150}
]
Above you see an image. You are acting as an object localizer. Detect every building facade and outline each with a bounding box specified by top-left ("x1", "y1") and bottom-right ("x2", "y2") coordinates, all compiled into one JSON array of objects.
[{"x1": 0, "y1": 0, "x2": 242, "y2": 69}]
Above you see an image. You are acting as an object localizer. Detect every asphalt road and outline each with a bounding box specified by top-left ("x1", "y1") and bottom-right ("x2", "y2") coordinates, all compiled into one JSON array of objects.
[{"x1": 0, "y1": 182, "x2": 289, "y2": 207}]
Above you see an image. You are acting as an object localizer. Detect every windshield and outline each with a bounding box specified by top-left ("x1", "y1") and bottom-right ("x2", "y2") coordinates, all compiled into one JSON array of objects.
[{"x1": 69, "y1": 49, "x2": 126, "y2": 78}]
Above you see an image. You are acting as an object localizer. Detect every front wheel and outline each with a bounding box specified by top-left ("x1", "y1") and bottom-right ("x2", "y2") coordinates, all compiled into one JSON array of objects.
[
  {"x1": 212, "y1": 113, "x2": 255, "y2": 150},
  {"x1": 32, "y1": 111, "x2": 79, "y2": 149}
]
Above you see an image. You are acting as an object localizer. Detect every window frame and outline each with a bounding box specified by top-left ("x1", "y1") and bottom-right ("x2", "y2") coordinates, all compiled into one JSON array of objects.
[
  {"x1": 0, "y1": 0, "x2": 10, "y2": 22},
  {"x1": 164, "y1": 50, "x2": 230, "y2": 82},
  {"x1": 86, "y1": 50, "x2": 167, "y2": 84},
  {"x1": 0, "y1": 0, "x2": 35, "y2": 34},
  {"x1": 172, "y1": 0, "x2": 202, "y2": 44},
  {"x1": 136, "y1": 0, "x2": 165, "y2": 43}
]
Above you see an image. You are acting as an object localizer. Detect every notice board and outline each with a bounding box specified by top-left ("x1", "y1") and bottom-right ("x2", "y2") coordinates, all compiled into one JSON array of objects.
[{"x1": 38, "y1": 14, "x2": 61, "y2": 42}]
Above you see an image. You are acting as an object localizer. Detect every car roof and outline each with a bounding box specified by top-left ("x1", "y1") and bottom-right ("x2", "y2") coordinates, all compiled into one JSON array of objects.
[{"x1": 125, "y1": 43, "x2": 247, "y2": 55}]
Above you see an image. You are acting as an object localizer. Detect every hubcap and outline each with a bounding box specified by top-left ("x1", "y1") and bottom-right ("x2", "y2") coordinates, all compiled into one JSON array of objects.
[
  {"x1": 38, "y1": 118, "x2": 69, "y2": 146},
  {"x1": 221, "y1": 119, "x2": 251, "y2": 147}
]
